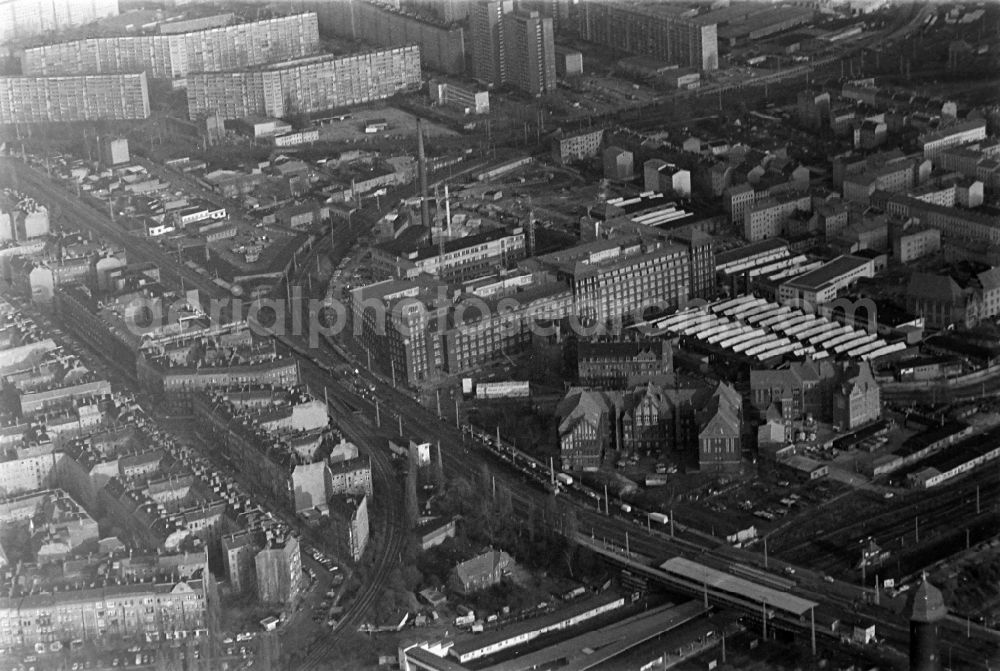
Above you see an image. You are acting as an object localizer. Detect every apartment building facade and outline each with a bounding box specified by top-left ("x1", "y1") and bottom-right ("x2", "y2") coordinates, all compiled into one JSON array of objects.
[
  {"x1": 255, "y1": 536, "x2": 303, "y2": 605},
  {"x1": 920, "y1": 119, "x2": 988, "y2": 159},
  {"x1": 0, "y1": 72, "x2": 150, "y2": 124},
  {"x1": 580, "y1": 1, "x2": 719, "y2": 71},
  {"x1": 471, "y1": 0, "x2": 512, "y2": 85},
  {"x1": 186, "y1": 47, "x2": 421, "y2": 120},
  {"x1": 0, "y1": 557, "x2": 210, "y2": 647},
  {"x1": 502, "y1": 10, "x2": 557, "y2": 95},
  {"x1": 430, "y1": 80, "x2": 490, "y2": 114},
  {"x1": 351, "y1": 2, "x2": 466, "y2": 75},
  {"x1": 552, "y1": 129, "x2": 604, "y2": 165},
  {"x1": 21, "y1": 14, "x2": 320, "y2": 80},
  {"x1": 743, "y1": 191, "x2": 811, "y2": 242},
  {"x1": 328, "y1": 494, "x2": 369, "y2": 562},
  {"x1": 879, "y1": 192, "x2": 1000, "y2": 246}
]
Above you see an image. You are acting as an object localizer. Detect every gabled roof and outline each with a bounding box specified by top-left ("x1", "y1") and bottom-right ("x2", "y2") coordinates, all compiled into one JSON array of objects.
[
  {"x1": 906, "y1": 574, "x2": 947, "y2": 623},
  {"x1": 698, "y1": 381, "x2": 741, "y2": 438},
  {"x1": 842, "y1": 360, "x2": 877, "y2": 396},
  {"x1": 907, "y1": 272, "x2": 964, "y2": 303},
  {"x1": 711, "y1": 381, "x2": 742, "y2": 409},
  {"x1": 556, "y1": 389, "x2": 608, "y2": 436},
  {"x1": 700, "y1": 407, "x2": 739, "y2": 437},
  {"x1": 454, "y1": 549, "x2": 512, "y2": 585},
  {"x1": 758, "y1": 420, "x2": 785, "y2": 445},
  {"x1": 978, "y1": 267, "x2": 1000, "y2": 291}
]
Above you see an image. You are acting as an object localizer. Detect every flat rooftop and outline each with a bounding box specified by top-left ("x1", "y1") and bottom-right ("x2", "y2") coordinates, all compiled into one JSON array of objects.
[
  {"x1": 895, "y1": 421, "x2": 968, "y2": 458},
  {"x1": 449, "y1": 593, "x2": 624, "y2": 657},
  {"x1": 659, "y1": 557, "x2": 818, "y2": 616},
  {"x1": 903, "y1": 425, "x2": 1000, "y2": 475},
  {"x1": 716, "y1": 238, "x2": 788, "y2": 267},
  {"x1": 783, "y1": 255, "x2": 870, "y2": 291},
  {"x1": 483, "y1": 601, "x2": 707, "y2": 671}
]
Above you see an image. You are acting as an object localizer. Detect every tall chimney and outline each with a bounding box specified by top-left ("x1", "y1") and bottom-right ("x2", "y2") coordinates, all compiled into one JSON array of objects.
[
  {"x1": 416, "y1": 118, "x2": 431, "y2": 241},
  {"x1": 444, "y1": 184, "x2": 452, "y2": 237}
]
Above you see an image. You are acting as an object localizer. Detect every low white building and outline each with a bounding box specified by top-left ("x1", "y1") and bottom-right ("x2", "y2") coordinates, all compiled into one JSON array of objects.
[{"x1": 778, "y1": 255, "x2": 875, "y2": 308}]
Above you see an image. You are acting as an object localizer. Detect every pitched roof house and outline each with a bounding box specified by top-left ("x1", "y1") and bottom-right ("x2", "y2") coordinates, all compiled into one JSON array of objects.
[{"x1": 452, "y1": 549, "x2": 514, "y2": 594}]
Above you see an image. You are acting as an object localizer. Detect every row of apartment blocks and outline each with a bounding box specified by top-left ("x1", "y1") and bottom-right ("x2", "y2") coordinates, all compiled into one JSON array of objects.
[
  {"x1": 0, "y1": 294, "x2": 307, "y2": 633},
  {"x1": 53, "y1": 281, "x2": 312, "y2": 414},
  {"x1": 19, "y1": 14, "x2": 321, "y2": 81},
  {"x1": 875, "y1": 190, "x2": 1000, "y2": 247},
  {"x1": 936, "y1": 139, "x2": 1000, "y2": 192},
  {"x1": 0, "y1": 72, "x2": 150, "y2": 125},
  {"x1": 190, "y1": 390, "x2": 372, "y2": 561},
  {"x1": 185, "y1": 46, "x2": 422, "y2": 120},
  {"x1": 0, "y1": 550, "x2": 212, "y2": 648}
]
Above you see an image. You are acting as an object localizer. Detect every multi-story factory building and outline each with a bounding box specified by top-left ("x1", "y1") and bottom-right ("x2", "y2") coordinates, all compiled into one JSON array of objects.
[
  {"x1": 580, "y1": 2, "x2": 718, "y2": 71},
  {"x1": 20, "y1": 14, "x2": 321, "y2": 81},
  {"x1": 186, "y1": 47, "x2": 421, "y2": 120},
  {"x1": 531, "y1": 238, "x2": 692, "y2": 325},
  {"x1": 371, "y1": 226, "x2": 526, "y2": 283},
  {"x1": 0, "y1": 72, "x2": 150, "y2": 124}
]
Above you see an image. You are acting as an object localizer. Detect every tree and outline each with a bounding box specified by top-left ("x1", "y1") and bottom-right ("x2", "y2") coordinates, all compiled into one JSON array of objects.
[
  {"x1": 402, "y1": 564, "x2": 423, "y2": 592},
  {"x1": 478, "y1": 462, "x2": 493, "y2": 499},
  {"x1": 525, "y1": 499, "x2": 537, "y2": 543},
  {"x1": 446, "y1": 572, "x2": 464, "y2": 595},
  {"x1": 439, "y1": 476, "x2": 474, "y2": 516},
  {"x1": 405, "y1": 467, "x2": 420, "y2": 529},
  {"x1": 561, "y1": 503, "x2": 579, "y2": 578},
  {"x1": 543, "y1": 492, "x2": 558, "y2": 529},
  {"x1": 433, "y1": 441, "x2": 445, "y2": 490},
  {"x1": 498, "y1": 484, "x2": 513, "y2": 520},
  {"x1": 562, "y1": 503, "x2": 579, "y2": 548}
]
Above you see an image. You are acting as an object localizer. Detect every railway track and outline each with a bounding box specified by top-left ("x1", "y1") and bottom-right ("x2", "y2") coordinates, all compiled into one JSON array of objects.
[{"x1": 777, "y1": 476, "x2": 1000, "y2": 579}]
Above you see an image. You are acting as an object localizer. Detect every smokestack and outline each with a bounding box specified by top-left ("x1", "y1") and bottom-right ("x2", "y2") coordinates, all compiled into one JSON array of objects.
[
  {"x1": 416, "y1": 118, "x2": 431, "y2": 241},
  {"x1": 444, "y1": 184, "x2": 452, "y2": 237}
]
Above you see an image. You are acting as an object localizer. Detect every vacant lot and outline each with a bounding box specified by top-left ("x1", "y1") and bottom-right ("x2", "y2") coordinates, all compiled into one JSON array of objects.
[{"x1": 317, "y1": 107, "x2": 458, "y2": 144}]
